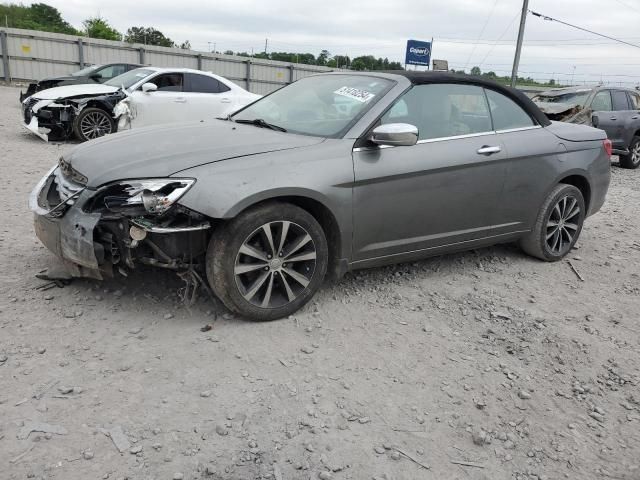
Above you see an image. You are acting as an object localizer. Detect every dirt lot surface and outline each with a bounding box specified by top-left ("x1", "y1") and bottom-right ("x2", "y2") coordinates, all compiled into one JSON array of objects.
[{"x1": 1, "y1": 84, "x2": 639, "y2": 480}]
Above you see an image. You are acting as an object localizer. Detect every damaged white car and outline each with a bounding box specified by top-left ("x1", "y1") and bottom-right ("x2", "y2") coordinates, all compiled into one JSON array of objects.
[{"x1": 21, "y1": 67, "x2": 260, "y2": 142}]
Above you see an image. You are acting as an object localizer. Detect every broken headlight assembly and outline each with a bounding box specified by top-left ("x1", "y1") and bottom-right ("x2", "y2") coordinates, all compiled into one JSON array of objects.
[{"x1": 88, "y1": 178, "x2": 196, "y2": 215}]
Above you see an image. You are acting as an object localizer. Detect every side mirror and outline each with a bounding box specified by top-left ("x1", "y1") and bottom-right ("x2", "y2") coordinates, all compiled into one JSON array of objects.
[
  {"x1": 591, "y1": 113, "x2": 599, "y2": 128},
  {"x1": 371, "y1": 123, "x2": 418, "y2": 147},
  {"x1": 89, "y1": 73, "x2": 102, "y2": 80},
  {"x1": 142, "y1": 82, "x2": 158, "y2": 93}
]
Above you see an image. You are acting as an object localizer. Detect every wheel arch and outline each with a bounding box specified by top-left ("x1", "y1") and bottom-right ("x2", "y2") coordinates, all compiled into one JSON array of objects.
[
  {"x1": 223, "y1": 190, "x2": 346, "y2": 279},
  {"x1": 557, "y1": 173, "x2": 591, "y2": 212}
]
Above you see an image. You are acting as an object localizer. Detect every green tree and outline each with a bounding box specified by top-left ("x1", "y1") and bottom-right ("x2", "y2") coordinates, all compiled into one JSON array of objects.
[
  {"x1": 470, "y1": 66, "x2": 481, "y2": 76},
  {"x1": 316, "y1": 49, "x2": 331, "y2": 66},
  {"x1": 180, "y1": 40, "x2": 191, "y2": 50},
  {"x1": 223, "y1": 50, "x2": 235, "y2": 55},
  {"x1": 124, "y1": 26, "x2": 174, "y2": 47},
  {"x1": 0, "y1": 3, "x2": 79, "y2": 34},
  {"x1": 83, "y1": 16, "x2": 121, "y2": 41}
]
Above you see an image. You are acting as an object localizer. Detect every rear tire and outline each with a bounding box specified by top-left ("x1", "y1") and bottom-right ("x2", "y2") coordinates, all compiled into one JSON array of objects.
[
  {"x1": 206, "y1": 202, "x2": 328, "y2": 321},
  {"x1": 73, "y1": 107, "x2": 115, "y2": 142},
  {"x1": 519, "y1": 184, "x2": 585, "y2": 262},
  {"x1": 619, "y1": 136, "x2": 640, "y2": 169}
]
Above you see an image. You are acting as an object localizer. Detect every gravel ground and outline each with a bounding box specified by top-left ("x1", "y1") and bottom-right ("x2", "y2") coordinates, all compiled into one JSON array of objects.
[{"x1": 1, "y1": 84, "x2": 639, "y2": 480}]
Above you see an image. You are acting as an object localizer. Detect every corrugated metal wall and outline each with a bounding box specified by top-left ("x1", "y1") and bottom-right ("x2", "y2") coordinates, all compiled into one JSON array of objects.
[{"x1": 0, "y1": 27, "x2": 334, "y2": 94}]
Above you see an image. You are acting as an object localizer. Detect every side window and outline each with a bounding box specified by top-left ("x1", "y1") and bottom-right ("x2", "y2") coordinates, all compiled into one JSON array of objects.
[
  {"x1": 629, "y1": 92, "x2": 640, "y2": 110},
  {"x1": 591, "y1": 91, "x2": 613, "y2": 111},
  {"x1": 97, "y1": 64, "x2": 126, "y2": 79},
  {"x1": 186, "y1": 73, "x2": 230, "y2": 93},
  {"x1": 150, "y1": 73, "x2": 184, "y2": 92},
  {"x1": 612, "y1": 90, "x2": 630, "y2": 110},
  {"x1": 381, "y1": 84, "x2": 492, "y2": 140},
  {"x1": 485, "y1": 89, "x2": 535, "y2": 130}
]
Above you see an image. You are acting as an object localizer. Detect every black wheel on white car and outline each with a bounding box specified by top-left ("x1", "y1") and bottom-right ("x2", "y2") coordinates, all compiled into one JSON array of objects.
[
  {"x1": 519, "y1": 184, "x2": 585, "y2": 262},
  {"x1": 619, "y1": 136, "x2": 640, "y2": 169},
  {"x1": 206, "y1": 202, "x2": 328, "y2": 321},
  {"x1": 73, "y1": 107, "x2": 115, "y2": 142}
]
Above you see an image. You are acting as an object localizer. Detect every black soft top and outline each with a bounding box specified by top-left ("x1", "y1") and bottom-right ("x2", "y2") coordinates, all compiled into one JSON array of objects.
[{"x1": 385, "y1": 71, "x2": 551, "y2": 127}]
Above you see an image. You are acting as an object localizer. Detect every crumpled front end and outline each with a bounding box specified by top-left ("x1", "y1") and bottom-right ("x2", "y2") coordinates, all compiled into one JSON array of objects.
[{"x1": 30, "y1": 159, "x2": 213, "y2": 280}]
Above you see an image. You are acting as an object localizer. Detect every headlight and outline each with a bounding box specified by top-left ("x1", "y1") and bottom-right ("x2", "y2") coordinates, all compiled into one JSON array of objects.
[{"x1": 95, "y1": 178, "x2": 195, "y2": 215}]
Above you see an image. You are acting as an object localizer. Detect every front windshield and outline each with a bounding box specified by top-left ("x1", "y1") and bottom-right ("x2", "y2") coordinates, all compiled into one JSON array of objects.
[
  {"x1": 71, "y1": 65, "x2": 102, "y2": 77},
  {"x1": 232, "y1": 75, "x2": 394, "y2": 137},
  {"x1": 104, "y1": 68, "x2": 155, "y2": 90},
  {"x1": 533, "y1": 91, "x2": 591, "y2": 105}
]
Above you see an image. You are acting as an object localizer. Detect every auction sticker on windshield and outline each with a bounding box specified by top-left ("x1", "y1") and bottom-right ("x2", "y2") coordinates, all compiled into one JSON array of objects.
[{"x1": 334, "y1": 86, "x2": 375, "y2": 103}]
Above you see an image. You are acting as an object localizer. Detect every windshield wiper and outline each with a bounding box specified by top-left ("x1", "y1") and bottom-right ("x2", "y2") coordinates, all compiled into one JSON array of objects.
[{"x1": 234, "y1": 118, "x2": 287, "y2": 132}]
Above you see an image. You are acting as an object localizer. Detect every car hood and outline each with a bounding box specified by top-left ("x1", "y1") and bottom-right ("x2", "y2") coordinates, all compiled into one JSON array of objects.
[
  {"x1": 33, "y1": 83, "x2": 119, "y2": 100},
  {"x1": 65, "y1": 120, "x2": 326, "y2": 188},
  {"x1": 534, "y1": 101, "x2": 581, "y2": 115},
  {"x1": 38, "y1": 76, "x2": 78, "y2": 84}
]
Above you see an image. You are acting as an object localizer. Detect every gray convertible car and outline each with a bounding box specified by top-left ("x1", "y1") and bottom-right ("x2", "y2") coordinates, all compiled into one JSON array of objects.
[{"x1": 30, "y1": 71, "x2": 611, "y2": 320}]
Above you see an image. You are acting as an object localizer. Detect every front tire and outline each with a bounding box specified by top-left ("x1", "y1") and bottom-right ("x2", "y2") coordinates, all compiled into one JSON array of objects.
[
  {"x1": 206, "y1": 202, "x2": 328, "y2": 321},
  {"x1": 619, "y1": 136, "x2": 640, "y2": 169},
  {"x1": 519, "y1": 184, "x2": 585, "y2": 261},
  {"x1": 73, "y1": 107, "x2": 115, "y2": 142}
]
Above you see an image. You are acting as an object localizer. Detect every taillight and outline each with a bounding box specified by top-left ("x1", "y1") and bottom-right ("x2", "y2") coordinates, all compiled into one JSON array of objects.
[{"x1": 603, "y1": 139, "x2": 612, "y2": 157}]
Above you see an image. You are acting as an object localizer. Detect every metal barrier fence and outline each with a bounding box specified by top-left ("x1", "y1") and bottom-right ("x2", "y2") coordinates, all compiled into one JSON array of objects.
[{"x1": 0, "y1": 27, "x2": 335, "y2": 95}]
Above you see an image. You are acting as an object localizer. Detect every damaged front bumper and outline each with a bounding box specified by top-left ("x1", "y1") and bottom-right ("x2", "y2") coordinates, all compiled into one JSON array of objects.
[
  {"x1": 30, "y1": 167, "x2": 212, "y2": 280},
  {"x1": 30, "y1": 166, "x2": 102, "y2": 278}
]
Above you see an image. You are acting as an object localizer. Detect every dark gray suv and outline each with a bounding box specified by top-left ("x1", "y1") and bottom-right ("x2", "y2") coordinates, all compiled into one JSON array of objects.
[{"x1": 534, "y1": 86, "x2": 640, "y2": 169}]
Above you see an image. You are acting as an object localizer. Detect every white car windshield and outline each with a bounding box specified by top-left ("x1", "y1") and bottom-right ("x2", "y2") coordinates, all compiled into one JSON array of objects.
[
  {"x1": 232, "y1": 75, "x2": 393, "y2": 137},
  {"x1": 104, "y1": 68, "x2": 155, "y2": 90}
]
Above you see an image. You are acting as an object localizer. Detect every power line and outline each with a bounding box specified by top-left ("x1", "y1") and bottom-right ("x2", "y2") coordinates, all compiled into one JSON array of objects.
[
  {"x1": 530, "y1": 10, "x2": 640, "y2": 50},
  {"x1": 612, "y1": 0, "x2": 640, "y2": 14},
  {"x1": 464, "y1": 0, "x2": 500, "y2": 69},
  {"x1": 478, "y1": 9, "x2": 521, "y2": 69}
]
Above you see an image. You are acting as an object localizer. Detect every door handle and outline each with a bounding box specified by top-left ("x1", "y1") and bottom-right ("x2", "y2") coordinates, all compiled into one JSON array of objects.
[
  {"x1": 632, "y1": 116, "x2": 639, "y2": 120},
  {"x1": 477, "y1": 145, "x2": 501, "y2": 155},
  {"x1": 220, "y1": 98, "x2": 231, "y2": 103},
  {"x1": 174, "y1": 97, "x2": 187, "y2": 103},
  {"x1": 610, "y1": 116, "x2": 617, "y2": 120}
]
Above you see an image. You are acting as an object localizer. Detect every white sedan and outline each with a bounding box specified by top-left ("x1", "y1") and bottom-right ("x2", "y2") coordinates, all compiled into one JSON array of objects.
[{"x1": 21, "y1": 67, "x2": 261, "y2": 142}]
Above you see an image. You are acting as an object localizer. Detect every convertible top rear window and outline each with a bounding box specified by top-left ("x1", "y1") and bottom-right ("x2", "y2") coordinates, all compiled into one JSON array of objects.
[{"x1": 232, "y1": 75, "x2": 393, "y2": 138}]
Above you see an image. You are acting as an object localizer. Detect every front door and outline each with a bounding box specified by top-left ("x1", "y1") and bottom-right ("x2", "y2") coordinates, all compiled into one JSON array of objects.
[
  {"x1": 130, "y1": 72, "x2": 188, "y2": 127},
  {"x1": 591, "y1": 89, "x2": 625, "y2": 148},
  {"x1": 352, "y1": 83, "x2": 507, "y2": 263}
]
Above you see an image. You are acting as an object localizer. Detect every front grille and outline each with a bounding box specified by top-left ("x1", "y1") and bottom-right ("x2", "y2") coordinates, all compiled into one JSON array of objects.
[{"x1": 23, "y1": 97, "x2": 39, "y2": 123}]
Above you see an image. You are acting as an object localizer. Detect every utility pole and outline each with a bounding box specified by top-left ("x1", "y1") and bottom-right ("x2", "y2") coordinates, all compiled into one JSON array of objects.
[
  {"x1": 264, "y1": 38, "x2": 268, "y2": 55},
  {"x1": 510, "y1": 0, "x2": 529, "y2": 87}
]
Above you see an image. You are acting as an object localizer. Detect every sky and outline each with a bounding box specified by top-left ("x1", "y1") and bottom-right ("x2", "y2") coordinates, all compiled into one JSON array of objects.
[{"x1": 17, "y1": 0, "x2": 640, "y2": 86}]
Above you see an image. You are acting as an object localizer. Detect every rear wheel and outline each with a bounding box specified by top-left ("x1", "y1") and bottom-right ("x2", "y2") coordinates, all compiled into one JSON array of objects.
[
  {"x1": 519, "y1": 184, "x2": 585, "y2": 261},
  {"x1": 73, "y1": 107, "x2": 115, "y2": 142},
  {"x1": 206, "y1": 202, "x2": 328, "y2": 321},
  {"x1": 619, "y1": 136, "x2": 640, "y2": 169}
]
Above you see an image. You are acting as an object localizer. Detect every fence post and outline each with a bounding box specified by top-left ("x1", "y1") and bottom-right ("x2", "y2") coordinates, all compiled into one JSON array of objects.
[
  {"x1": 246, "y1": 58, "x2": 251, "y2": 92},
  {"x1": 138, "y1": 47, "x2": 145, "y2": 65},
  {"x1": 0, "y1": 30, "x2": 10, "y2": 82},
  {"x1": 77, "y1": 38, "x2": 84, "y2": 68},
  {"x1": 289, "y1": 64, "x2": 294, "y2": 85},
  {"x1": 197, "y1": 53, "x2": 202, "y2": 70}
]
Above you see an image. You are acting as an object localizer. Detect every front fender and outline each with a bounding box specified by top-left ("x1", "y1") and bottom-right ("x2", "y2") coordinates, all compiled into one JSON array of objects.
[{"x1": 175, "y1": 140, "x2": 355, "y2": 260}]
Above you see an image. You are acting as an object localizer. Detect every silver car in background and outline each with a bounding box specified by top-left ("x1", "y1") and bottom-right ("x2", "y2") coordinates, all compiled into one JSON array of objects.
[{"x1": 30, "y1": 72, "x2": 611, "y2": 321}]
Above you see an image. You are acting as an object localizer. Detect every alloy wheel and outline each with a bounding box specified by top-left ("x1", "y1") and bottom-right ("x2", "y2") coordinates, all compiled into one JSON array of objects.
[
  {"x1": 80, "y1": 111, "x2": 112, "y2": 139},
  {"x1": 234, "y1": 221, "x2": 317, "y2": 309},
  {"x1": 545, "y1": 195, "x2": 581, "y2": 255},
  {"x1": 632, "y1": 142, "x2": 640, "y2": 166}
]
